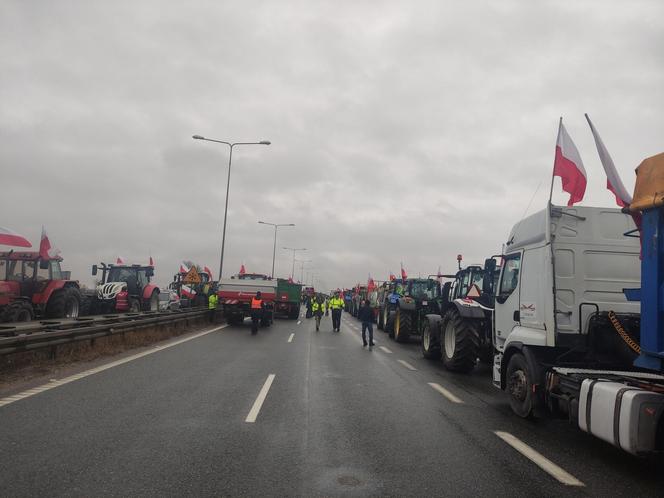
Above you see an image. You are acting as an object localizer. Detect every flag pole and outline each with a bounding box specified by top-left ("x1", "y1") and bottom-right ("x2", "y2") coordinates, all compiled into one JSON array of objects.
[{"x1": 548, "y1": 117, "x2": 562, "y2": 206}]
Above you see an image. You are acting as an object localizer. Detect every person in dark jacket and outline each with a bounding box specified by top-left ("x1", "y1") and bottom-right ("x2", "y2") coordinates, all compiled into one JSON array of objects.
[{"x1": 357, "y1": 299, "x2": 375, "y2": 347}]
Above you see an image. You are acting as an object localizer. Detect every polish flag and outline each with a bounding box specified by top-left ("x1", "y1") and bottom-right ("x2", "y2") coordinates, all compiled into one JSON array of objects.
[
  {"x1": 179, "y1": 262, "x2": 189, "y2": 274},
  {"x1": 239, "y1": 264, "x2": 246, "y2": 276},
  {"x1": 203, "y1": 266, "x2": 213, "y2": 278},
  {"x1": 149, "y1": 256, "x2": 155, "y2": 267},
  {"x1": 39, "y1": 226, "x2": 59, "y2": 259},
  {"x1": 585, "y1": 114, "x2": 632, "y2": 208},
  {"x1": 116, "y1": 256, "x2": 125, "y2": 265},
  {"x1": 553, "y1": 120, "x2": 587, "y2": 206},
  {"x1": 400, "y1": 263, "x2": 408, "y2": 280},
  {"x1": 367, "y1": 274, "x2": 376, "y2": 292},
  {"x1": 389, "y1": 272, "x2": 396, "y2": 281},
  {"x1": 0, "y1": 227, "x2": 32, "y2": 248}
]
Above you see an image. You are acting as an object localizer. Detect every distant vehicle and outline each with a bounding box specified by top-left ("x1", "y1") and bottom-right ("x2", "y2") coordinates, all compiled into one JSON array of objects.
[
  {"x1": 158, "y1": 290, "x2": 180, "y2": 311},
  {"x1": 218, "y1": 273, "x2": 276, "y2": 327},
  {"x1": 0, "y1": 251, "x2": 81, "y2": 322},
  {"x1": 274, "y1": 278, "x2": 302, "y2": 319},
  {"x1": 86, "y1": 263, "x2": 160, "y2": 314}
]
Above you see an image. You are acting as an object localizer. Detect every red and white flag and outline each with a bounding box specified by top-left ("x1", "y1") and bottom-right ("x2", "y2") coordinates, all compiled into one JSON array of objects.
[
  {"x1": 149, "y1": 256, "x2": 155, "y2": 267},
  {"x1": 367, "y1": 274, "x2": 376, "y2": 292},
  {"x1": 179, "y1": 262, "x2": 189, "y2": 273},
  {"x1": 0, "y1": 226, "x2": 32, "y2": 248},
  {"x1": 400, "y1": 263, "x2": 408, "y2": 280},
  {"x1": 116, "y1": 256, "x2": 126, "y2": 265},
  {"x1": 389, "y1": 272, "x2": 396, "y2": 281},
  {"x1": 585, "y1": 114, "x2": 632, "y2": 207},
  {"x1": 203, "y1": 266, "x2": 213, "y2": 278},
  {"x1": 239, "y1": 264, "x2": 246, "y2": 276},
  {"x1": 39, "y1": 226, "x2": 59, "y2": 259},
  {"x1": 553, "y1": 119, "x2": 587, "y2": 206}
]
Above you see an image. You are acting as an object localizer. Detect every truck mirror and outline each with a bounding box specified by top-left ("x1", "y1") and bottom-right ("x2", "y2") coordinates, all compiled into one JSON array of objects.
[
  {"x1": 92, "y1": 264, "x2": 98, "y2": 276},
  {"x1": 483, "y1": 258, "x2": 497, "y2": 293}
]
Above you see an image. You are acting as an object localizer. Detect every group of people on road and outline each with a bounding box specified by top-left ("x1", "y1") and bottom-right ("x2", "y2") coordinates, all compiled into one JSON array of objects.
[{"x1": 309, "y1": 291, "x2": 373, "y2": 346}]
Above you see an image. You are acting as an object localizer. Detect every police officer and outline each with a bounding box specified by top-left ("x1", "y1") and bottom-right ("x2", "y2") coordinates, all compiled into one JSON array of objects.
[
  {"x1": 250, "y1": 291, "x2": 263, "y2": 335},
  {"x1": 311, "y1": 295, "x2": 324, "y2": 331},
  {"x1": 329, "y1": 290, "x2": 344, "y2": 332},
  {"x1": 208, "y1": 290, "x2": 219, "y2": 323}
]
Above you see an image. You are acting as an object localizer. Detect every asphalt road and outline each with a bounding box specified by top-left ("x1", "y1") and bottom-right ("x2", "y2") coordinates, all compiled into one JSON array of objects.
[{"x1": 1, "y1": 309, "x2": 663, "y2": 497}]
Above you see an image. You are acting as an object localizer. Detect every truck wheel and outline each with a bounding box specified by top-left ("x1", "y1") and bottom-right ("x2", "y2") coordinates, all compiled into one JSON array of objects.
[
  {"x1": 394, "y1": 309, "x2": 411, "y2": 343},
  {"x1": 377, "y1": 307, "x2": 385, "y2": 330},
  {"x1": 144, "y1": 291, "x2": 159, "y2": 312},
  {"x1": 4, "y1": 302, "x2": 33, "y2": 323},
  {"x1": 386, "y1": 310, "x2": 396, "y2": 338},
  {"x1": 46, "y1": 288, "x2": 81, "y2": 319},
  {"x1": 422, "y1": 316, "x2": 441, "y2": 360},
  {"x1": 506, "y1": 353, "x2": 534, "y2": 418},
  {"x1": 441, "y1": 310, "x2": 478, "y2": 373},
  {"x1": 289, "y1": 305, "x2": 300, "y2": 320}
]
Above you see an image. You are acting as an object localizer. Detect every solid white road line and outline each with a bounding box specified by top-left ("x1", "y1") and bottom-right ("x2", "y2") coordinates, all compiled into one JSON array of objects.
[
  {"x1": 288, "y1": 333, "x2": 294, "y2": 343},
  {"x1": 397, "y1": 359, "x2": 417, "y2": 371},
  {"x1": 297, "y1": 320, "x2": 302, "y2": 325},
  {"x1": 245, "y1": 374, "x2": 276, "y2": 423},
  {"x1": 0, "y1": 324, "x2": 229, "y2": 409},
  {"x1": 379, "y1": 346, "x2": 393, "y2": 354},
  {"x1": 428, "y1": 382, "x2": 464, "y2": 404},
  {"x1": 494, "y1": 431, "x2": 584, "y2": 487}
]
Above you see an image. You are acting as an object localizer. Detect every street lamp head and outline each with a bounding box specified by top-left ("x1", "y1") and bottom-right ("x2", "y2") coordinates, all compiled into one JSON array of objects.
[
  {"x1": 192, "y1": 135, "x2": 205, "y2": 140},
  {"x1": 260, "y1": 140, "x2": 271, "y2": 145}
]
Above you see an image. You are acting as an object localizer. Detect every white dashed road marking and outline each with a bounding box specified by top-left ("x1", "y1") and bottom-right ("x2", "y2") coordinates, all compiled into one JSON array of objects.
[
  {"x1": 288, "y1": 333, "x2": 294, "y2": 343},
  {"x1": 397, "y1": 359, "x2": 417, "y2": 371},
  {"x1": 0, "y1": 324, "x2": 229, "y2": 409},
  {"x1": 297, "y1": 320, "x2": 302, "y2": 325},
  {"x1": 245, "y1": 374, "x2": 276, "y2": 423},
  {"x1": 428, "y1": 382, "x2": 464, "y2": 404},
  {"x1": 379, "y1": 346, "x2": 393, "y2": 354},
  {"x1": 494, "y1": 431, "x2": 584, "y2": 486}
]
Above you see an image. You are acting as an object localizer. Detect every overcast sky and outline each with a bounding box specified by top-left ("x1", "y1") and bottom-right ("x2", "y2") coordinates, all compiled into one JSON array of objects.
[{"x1": 1, "y1": 0, "x2": 663, "y2": 291}]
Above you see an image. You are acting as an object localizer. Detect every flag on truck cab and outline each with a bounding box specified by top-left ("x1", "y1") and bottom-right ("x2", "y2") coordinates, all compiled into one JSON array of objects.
[
  {"x1": 553, "y1": 119, "x2": 587, "y2": 206},
  {"x1": 239, "y1": 264, "x2": 246, "y2": 276},
  {"x1": 400, "y1": 263, "x2": 408, "y2": 280},
  {"x1": 149, "y1": 256, "x2": 155, "y2": 267},
  {"x1": 367, "y1": 274, "x2": 376, "y2": 292},
  {"x1": 39, "y1": 227, "x2": 60, "y2": 259},
  {"x1": 116, "y1": 256, "x2": 126, "y2": 265}
]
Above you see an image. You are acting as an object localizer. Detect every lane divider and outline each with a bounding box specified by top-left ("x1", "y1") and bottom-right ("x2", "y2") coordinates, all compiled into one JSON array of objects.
[
  {"x1": 288, "y1": 333, "x2": 294, "y2": 343},
  {"x1": 0, "y1": 324, "x2": 229, "y2": 409},
  {"x1": 245, "y1": 374, "x2": 276, "y2": 423},
  {"x1": 379, "y1": 346, "x2": 393, "y2": 354},
  {"x1": 397, "y1": 359, "x2": 417, "y2": 371},
  {"x1": 428, "y1": 382, "x2": 464, "y2": 404},
  {"x1": 494, "y1": 431, "x2": 584, "y2": 487}
]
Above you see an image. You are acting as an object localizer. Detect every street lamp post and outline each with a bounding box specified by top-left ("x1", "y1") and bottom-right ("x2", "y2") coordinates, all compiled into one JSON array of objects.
[
  {"x1": 192, "y1": 135, "x2": 270, "y2": 280},
  {"x1": 294, "y1": 258, "x2": 312, "y2": 284},
  {"x1": 283, "y1": 247, "x2": 306, "y2": 279},
  {"x1": 258, "y1": 221, "x2": 294, "y2": 278}
]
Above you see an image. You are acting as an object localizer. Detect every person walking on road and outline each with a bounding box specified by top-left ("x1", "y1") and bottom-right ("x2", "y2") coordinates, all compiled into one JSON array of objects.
[
  {"x1": 207, "y1": 291, "x2": 219, "y2": 323},
  {"x1": 358, "y1": 299, "x2": 375, "y2": 347},
  {"x1": 311, "y1": 295, "x2": 324, "y2": 331},
  {"x1": 250, "y1": 291, "x2": 264, "y2": 335},
  {"x1": 328, "y1": 291, "x2": 344, "y2": 332}
]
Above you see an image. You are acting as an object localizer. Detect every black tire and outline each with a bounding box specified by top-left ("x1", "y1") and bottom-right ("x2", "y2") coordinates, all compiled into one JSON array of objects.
[
  {"x1": 377, "y1": 306, "x2": 385, "y2": 330},
  {"x1": 441, "y1": 309, "x2": 479, "y2": 373},
  {"x1": 506, "y1": 353, "x2": 534, "y2": 418},
  {"x1": 129, "y1": 299, "x2": 141, "y2": 313},
  {"x1": 46, "y1": 288, "x2": 81, "y2": 319},
  {"x1": 381, "y1": 306, "x2": 391, "y2": 333},
  {"x1": 394, "y1": 309, "x2": 411, "y2": 343},
  {"x1": 386, "y1": 310, "x2": 396, "y2": 338},
  {"x1": 3, "y1": 301, "x2": 33, "y2": 323},
  {"x1": 288, "y1": 305, "x2": 300, "y2": 320},
  {"x1": 478, "y1": 347, "x2": 494, "y2": 365},
  {"x1": 422, "y1": 316, "x2": 442, "y2": 360},
  {"x1": 79, "y1": 295, "x2": 93, "y2": 317}
]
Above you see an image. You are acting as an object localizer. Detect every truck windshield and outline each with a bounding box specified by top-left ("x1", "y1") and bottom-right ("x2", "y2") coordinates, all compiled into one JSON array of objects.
[
  {"x1": 108, "y1": 267, "x2": 138, "y2": 283},
  {"x1": 410, "y1": 281, "x2": 437, "y2": 299}
]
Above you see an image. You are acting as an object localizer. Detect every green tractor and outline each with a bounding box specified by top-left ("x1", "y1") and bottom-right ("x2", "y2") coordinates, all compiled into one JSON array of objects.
[
  {"x1": 421, "y1": 257, "x2": 501, "y2": 373},
  {"x1": 386, "y1": 278, "x2": 442, "y2": 343}
]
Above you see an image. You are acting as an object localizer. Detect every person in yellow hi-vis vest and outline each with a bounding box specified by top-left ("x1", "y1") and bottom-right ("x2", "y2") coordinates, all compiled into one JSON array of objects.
[
  {"x1": 208, "y1": 291, "x2": 219, "y2": 323},
  {"x1": 328, "y1": 290, "x2": 345, "y2": 332}
]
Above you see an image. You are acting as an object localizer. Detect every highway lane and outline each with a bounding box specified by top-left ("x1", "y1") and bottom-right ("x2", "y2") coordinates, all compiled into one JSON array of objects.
[{"x1": 0, "y1": 309, "x2": 662, "y2": 496}]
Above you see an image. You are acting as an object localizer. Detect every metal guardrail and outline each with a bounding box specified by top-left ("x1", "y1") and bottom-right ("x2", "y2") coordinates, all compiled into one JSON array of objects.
[{"x1": 0, "y1": 307, "x2": 211, "y2": 356}]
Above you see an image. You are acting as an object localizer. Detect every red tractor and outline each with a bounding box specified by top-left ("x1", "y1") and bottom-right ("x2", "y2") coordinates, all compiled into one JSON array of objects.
[
  {"x1": 0, "y1": 251, "x2": 82, "y2": 322},
  {"x1": 87, "y1": 263, "x2": 160, "y2": 314}
]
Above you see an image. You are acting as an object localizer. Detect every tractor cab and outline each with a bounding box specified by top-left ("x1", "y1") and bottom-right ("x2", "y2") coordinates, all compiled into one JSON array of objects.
[{"x1": 91, "y1": 263, "x2": 159, "y2": 313}]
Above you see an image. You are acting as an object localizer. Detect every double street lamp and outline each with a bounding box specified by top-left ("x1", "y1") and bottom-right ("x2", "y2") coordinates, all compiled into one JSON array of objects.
[
  {"x1": 283, "y1": 247, "x2": 306, "y2": 280},
  {"x1": 258, "y1": 221, "x2": 294, "y2": 278},
  {"x1": 192, "y1": 135, "x2": 270, "y2": 280}
]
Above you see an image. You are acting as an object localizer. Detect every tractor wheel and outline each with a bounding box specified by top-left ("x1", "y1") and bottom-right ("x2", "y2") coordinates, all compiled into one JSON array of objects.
[
  {"x1": 506, "y1": 353, "x2": 534, "y2": 418},
  {"x1": 421, "y1": 316, "x2": 442, "y2": 360},
  {"x1": 79, "y1": 295, "x2": 92, "y2": 317},
  {"x1": 394, "y1": 309, "x2": 411, "y2": 343},
  {"x1": 386, "y1": 310, "x2": 396, "y2": 338},
  {"x1": 46, "y1": 288, "x2": 81, "y2": 319},
  {"x1": 377, "y1": 307, "x2": 385, "y2": 330},
  {"x1": 4, "y1": 301, "x2": 34, "y2": 323},
  {"x1": 441, "y1": 309, "x2": 479, "y2": 373},
  {"x1": 129, "y1": 299, "x2": 141, "y2": 313},
  {"x1": 144, "y1": 291, "x2": 159, "y2": 312},
  {"x1": 381, "y1": 307, "x2": 391, "y2": 333}
]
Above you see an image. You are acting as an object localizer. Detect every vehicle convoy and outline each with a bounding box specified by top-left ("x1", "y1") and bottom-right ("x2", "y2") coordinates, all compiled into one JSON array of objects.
[
  {"x1": 387, "y1": 278, "x2": 442, "y2": 343},
  {"x1": 218, "y1": 273, "x2": 276, "y2": 326},
  {"x1": 274, "y1": 278, "x2": 302, "y2": 319},
  {"x1": 351, "y1": 285, "x2": 367, "y2": 317},
  {"x1": 87, "y1": 263, "x2": 160, "y2": 314},
  {"x1": 421, "y1": 261, "x2": 501, "y2": 372},
  {"x1": 0, "y1": 251, "x2": 82, "y2": 322},
  {"x1": 378, "y1": 279, "x2": 404, "y2": 332},
  {"x1": 492, "y1": 156, "x2": 664, "y2": 456}
]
